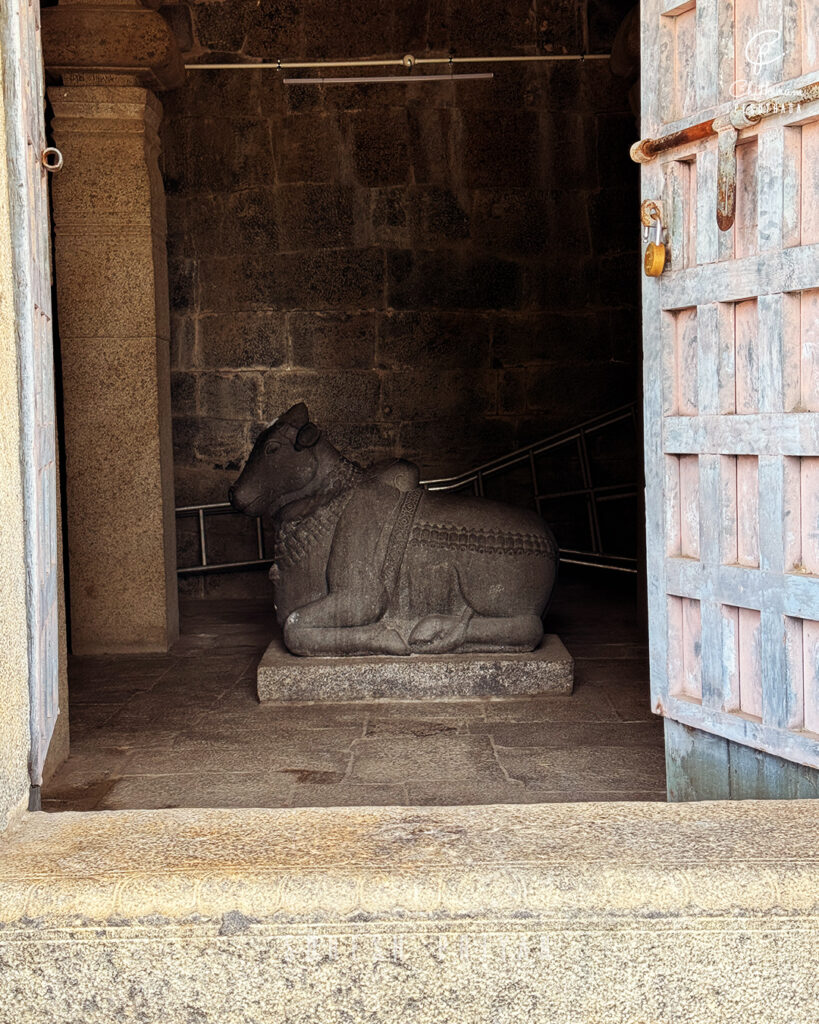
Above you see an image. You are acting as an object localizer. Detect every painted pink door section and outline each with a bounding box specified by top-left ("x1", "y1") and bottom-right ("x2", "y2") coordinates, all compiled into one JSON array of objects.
[
  {"x1": 642, "y1": 0, "x2": 819, "y2": 768},
  {"x1": 7, "y1": 0, "x2": 59, "y2": 787}
]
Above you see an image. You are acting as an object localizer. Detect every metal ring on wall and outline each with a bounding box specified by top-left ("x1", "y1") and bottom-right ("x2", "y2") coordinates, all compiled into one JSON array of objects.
[{"x1": 42, "y1": 147, "x2": 63, "y2": 172}]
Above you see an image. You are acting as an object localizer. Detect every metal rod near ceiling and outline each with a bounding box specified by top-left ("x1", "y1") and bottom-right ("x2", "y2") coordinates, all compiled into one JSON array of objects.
[{"x1": 184, "y1": 53, "x2": 610, "y2": 71}]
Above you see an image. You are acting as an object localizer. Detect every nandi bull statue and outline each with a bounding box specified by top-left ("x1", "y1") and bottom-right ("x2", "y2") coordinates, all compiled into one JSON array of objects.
[{"x1": 229, "y1": 403, "x2": 558, "y2": 657}]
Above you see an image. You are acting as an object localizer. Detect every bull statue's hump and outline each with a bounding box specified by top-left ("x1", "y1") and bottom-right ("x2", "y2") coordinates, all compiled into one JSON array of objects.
[{"x1": 230, "y1": 404, "x2": 559, "y2": 657}]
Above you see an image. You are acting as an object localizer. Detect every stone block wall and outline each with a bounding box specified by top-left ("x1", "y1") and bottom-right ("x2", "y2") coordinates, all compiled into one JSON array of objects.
[{"x1": 160, "y1": 0, "x2": 641, "y2": 596}]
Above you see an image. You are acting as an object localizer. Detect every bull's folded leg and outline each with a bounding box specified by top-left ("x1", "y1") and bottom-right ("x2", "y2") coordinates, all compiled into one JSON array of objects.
[
  {"x1": 458, "y1": 614, "x2": 544, "y2": 654},
  {"x1": 288, "y1": 586, "x2": 388, "y2": 629},
  {"x1": 284, "y1": 621, "x2": 410, "y2": 657}
]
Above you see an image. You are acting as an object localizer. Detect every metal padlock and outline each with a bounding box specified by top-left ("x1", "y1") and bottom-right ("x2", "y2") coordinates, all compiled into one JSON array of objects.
[{"x1": 644, "y1": 215, "x2": 666, "y2": 278}]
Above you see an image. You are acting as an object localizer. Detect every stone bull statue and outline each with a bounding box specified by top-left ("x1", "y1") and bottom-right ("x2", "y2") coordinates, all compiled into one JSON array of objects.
[{"x1": 229, "y1": 403, "x2": 559, "y2": 657}]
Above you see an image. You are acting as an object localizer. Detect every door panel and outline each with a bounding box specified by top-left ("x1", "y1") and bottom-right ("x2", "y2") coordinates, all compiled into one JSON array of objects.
[
  {"x1": 641, "y1": 0, "x2": 819, "y2": 769},
  {"x1": 4, "y1": 0, "x2": 59, "y2": 787}
]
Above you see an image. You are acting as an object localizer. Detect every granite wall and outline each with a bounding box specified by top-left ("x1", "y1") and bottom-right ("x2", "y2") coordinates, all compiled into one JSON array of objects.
[{"x1": 160, "y1": 0, "x2": 640, "y2": 595}]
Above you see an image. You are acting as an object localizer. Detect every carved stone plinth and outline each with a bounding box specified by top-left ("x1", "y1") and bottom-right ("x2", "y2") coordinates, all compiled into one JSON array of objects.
[{"x1": 256, "y1": 631, "x2": 574, "y2": 703}]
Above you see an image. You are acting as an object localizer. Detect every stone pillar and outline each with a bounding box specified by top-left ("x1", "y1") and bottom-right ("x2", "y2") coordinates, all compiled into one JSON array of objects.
[
  {"x1": 43, "y1": 3, "x2": 184, "y2": 654},
  {"x1": 48, "y1": 85, "x2": 179, "y2": 653}
]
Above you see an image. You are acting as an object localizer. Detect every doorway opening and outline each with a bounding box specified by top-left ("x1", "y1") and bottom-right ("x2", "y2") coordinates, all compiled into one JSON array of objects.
[{"x1": 42, "y1": 0, "x2": 654, "y2": 811}]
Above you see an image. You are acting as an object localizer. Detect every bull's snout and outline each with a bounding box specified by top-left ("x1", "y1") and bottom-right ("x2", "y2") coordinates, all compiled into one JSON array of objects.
[
  {"x1": 228, "y1": 484, "x2": 246, "y2": 512},
  {"x1": 229, "y1": 476, "x2": 264, "y2": 516}
]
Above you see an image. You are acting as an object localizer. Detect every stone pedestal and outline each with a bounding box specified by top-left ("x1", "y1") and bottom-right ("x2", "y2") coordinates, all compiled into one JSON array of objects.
[
  {"x1": 257, "y1": 632, "x2": 574, "y2": 703},
  {"x1": 49, "y1": 86, "x2": 179, "y2": 653}
]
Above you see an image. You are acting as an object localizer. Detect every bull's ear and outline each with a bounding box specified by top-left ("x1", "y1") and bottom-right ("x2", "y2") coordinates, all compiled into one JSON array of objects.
[
  {"x1": 280, "y1": 402, "x2": 309, "y2": 427},
  {"x1": 295, "y1": 421, "x2": 321, "y2": 451}
]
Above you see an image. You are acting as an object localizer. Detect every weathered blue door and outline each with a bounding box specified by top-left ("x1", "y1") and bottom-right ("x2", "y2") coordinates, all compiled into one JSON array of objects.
[{"x1": 638, "y1": 0, "x2": 819, "y2": 794}]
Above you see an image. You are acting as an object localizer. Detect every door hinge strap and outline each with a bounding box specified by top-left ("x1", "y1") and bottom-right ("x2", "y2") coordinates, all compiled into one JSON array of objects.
[{"x1": 714, "y1": 120, "x2": 740, "y2": 232}]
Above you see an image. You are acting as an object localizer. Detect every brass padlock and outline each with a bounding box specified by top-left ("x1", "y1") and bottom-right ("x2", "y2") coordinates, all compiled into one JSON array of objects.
[{"x1": 644, "y1": 214, "x2": 666, "y2": 278}]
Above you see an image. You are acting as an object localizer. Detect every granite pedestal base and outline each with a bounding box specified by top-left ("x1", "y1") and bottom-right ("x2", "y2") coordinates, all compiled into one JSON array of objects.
[{"x1": 256, "y1": 631, "x2": 574, "y2": 703}]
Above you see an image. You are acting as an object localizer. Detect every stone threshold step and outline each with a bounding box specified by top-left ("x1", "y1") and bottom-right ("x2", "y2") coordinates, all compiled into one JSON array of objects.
[{"x1": 2, "y1": 801, "x2": 819, "y2": 1022}]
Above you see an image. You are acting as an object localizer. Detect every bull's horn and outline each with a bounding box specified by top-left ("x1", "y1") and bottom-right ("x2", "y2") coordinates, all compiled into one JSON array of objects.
[{"x1": 279, "y1": 402, "x2": 309, "y2": 427}]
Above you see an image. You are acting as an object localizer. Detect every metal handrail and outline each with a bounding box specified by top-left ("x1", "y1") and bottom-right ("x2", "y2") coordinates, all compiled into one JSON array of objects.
[
  {"x1": 175, "y1": 403, "x2": 641, "y2": 576},
  {"x1": 421, "y1": 404, "x2": 636, "y2": 489}
]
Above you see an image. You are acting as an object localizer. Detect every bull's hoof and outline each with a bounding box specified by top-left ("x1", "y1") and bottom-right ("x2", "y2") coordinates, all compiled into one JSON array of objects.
[
  {"x1": 379, "y1": 628, "x2": 412, "y2": 656},
  {"x1": 408, "y1": 613, "x2": 470, "y2": 654}
]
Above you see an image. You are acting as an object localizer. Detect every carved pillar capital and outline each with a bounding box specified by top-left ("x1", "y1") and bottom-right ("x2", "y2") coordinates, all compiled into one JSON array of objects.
[{"x1": 42, "y1": 0, "x2": 184, "y2": 91}]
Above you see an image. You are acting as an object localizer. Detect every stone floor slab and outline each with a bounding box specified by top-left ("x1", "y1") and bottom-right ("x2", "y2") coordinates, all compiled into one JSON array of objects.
[
  {"x1": 290, "y1": 782, "x2": 408, "y2": 807},
  {"x1": 103, "y1": 771, "x2": 297, "y2": 810},
  {"x1": 348, "y1": 734, "x2": 504, "y2": 784},
  {"x1": 477, "y1": 720, "x2": 664, "y2": 748},
  {"x1": 69, "y1": 728, "x2": 180, "y2": 752},
  {"x1": 405, "y1": 780, "x2": 533, "y2": 805},
  {"x1": 496, "y1": 745, "x2": 667, "y2": 792},
  {"x1": 179, "y1": 716, "x2": 364, "y2": 747},
  {"x1": 478, "y1": 692, "x2": 620, "y2": 723},
  {"x1": 361, "y1": 698, "x2": 488, "y2": 721},
  {"x1": 120, "y1": 739, "x2": 353, "y2": 778},
  {"x1": 364, "y1": 717, "x2": 469, "y2": 737},
  {"x1": 212, "y1": 703, "x2": 371, "y2": 729}
]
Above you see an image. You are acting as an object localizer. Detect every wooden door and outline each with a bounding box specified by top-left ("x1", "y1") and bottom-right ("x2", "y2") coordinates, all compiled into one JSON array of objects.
[
  {"x1": 5, "y1": 0, "x2": 60, "y2": 787},
  {"x1": 640, "y1": 0, "x2": 819, "y2": 773}
]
